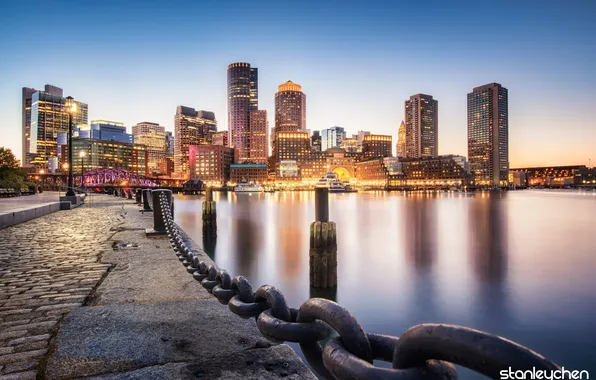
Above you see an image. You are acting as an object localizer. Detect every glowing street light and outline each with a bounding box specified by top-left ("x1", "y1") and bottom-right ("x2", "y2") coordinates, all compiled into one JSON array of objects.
[
  {"x1": 65, "y1": 96, "x2": 77, "y2": 196},
  {"x1": 79, "y1": 150, "x2": 86, "y2": 188}
]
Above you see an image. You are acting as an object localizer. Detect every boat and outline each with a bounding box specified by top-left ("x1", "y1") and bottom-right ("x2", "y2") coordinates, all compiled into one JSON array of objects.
[
  {"x1": 344, "y1": 184, "x2": 358, "y2": 193},
  {"x1": 234, "y1": 179, "x2": 264, "y2": 193},
  {"x1": 315, "y1": 172, "x2": 346, "y2": 193}
]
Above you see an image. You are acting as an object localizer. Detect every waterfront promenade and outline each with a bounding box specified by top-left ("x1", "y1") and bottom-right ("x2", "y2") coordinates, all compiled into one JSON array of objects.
[{"x1": 0, "y1": 194, "x2": 313, "y2": 379}]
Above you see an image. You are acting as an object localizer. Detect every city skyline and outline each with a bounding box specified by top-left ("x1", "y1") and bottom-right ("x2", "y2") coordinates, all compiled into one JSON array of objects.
[{"x1": 1, "y1": 1, "x2": 595, "y2": 167}]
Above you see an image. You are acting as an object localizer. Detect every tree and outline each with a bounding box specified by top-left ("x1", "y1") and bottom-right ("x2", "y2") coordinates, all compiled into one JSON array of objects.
[
  {"x1": 0, "y1": 147, "x2": 19, "y2": 169},
  {"x1": 0, "y1": 147, "x2": 31, "y2": 190}
]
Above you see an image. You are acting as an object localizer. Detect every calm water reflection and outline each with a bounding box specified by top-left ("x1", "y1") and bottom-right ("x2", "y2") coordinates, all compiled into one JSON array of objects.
[{"x1": 175, "y1": 190, "x2": 596, "y2": 376}]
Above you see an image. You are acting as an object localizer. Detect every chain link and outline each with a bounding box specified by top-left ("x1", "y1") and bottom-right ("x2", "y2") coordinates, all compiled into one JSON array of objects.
[{"x1": 155, "y1": 192, "x2": 563, "y2": 380}]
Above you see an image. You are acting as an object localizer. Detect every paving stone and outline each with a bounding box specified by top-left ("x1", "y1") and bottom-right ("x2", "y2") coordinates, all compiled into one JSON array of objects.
[
  {"x1": 0, "y1": 349, "x2": 47, "y2": 365},
  {"x1": 6, "y1": 335, "x2": 50, "y2": 347},
  {"x1": 0, "y1": 359, "x2": 38, "y2": 374},
  {"x1": 0, "y1": 370, "x2": 37, "y2": 379}
]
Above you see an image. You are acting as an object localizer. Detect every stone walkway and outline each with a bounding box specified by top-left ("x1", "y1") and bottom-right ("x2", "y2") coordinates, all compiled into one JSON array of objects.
[{"x1": 0, "y1": 196, "x2": 127, "y2": 379}]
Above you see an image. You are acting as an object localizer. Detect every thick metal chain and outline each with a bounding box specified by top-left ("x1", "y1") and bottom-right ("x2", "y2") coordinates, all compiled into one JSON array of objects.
[{"x1": 156, "y1": 193, "x2": 563, "y2": 380}]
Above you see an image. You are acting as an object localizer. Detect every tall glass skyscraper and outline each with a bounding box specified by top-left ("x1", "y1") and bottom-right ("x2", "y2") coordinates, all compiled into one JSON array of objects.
[
  {"x1": 227, "y1": 62, "x2": 258, "y2": 163},
  {"x1": 174, "y1": 106, "x2": 217, "y2": 175},
  {"x1": 405, "y1": 94, "x2": 438, "y2": 158},
  {"x1": 467, "y1": 83, "x2": 509, "y2": 187},
  {"x1": 321, "y1": 126, "x2": 346, "y2": 151},
  {"x1": 29, "y1": 86, "x2": 88, "y2": 167}
]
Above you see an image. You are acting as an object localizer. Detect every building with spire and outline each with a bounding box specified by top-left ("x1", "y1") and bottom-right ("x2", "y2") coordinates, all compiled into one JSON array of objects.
[{"x1": 397, "y1": 121, "x2": 406, "y2": 158}]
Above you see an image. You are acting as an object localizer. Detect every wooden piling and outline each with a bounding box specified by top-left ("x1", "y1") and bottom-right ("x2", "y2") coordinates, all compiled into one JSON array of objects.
[
  {"x1": 202, "y1": 187, "x2": 217, "y2": 238},
  {"x1": 309, "y1": 187, "x2": 337, "y2": 288}
]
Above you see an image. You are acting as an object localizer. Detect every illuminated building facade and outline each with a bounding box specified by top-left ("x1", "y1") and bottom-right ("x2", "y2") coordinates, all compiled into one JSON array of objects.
[
  {"x1": 275, "y1": 131, "x2": 311, "y2": 163},
  {"x1": 174, "y1": 106, "x2": 217, "y2": 175},
  {"x1": 311, "y1": 130, "x2": 322, "y2": 152},
  {"x1": 29, "y1": 87, "x2": 88, "y2": 167},
  {"x1": 88, "y1": 120, "x2": 132, "y2": 143},
  {"x1": 356, "y1": 157, "x2": 401, "y2": 187},
  {"x1": 510, "y1": 165, "x2": 585, "y2": 187},
  {"x1": 213, "y1": 131, "x2": 228, "y2": 146},
  {"x1": 397, "y1": 121, "x2": 406, "y2": 158},
  {"x1": 321, "y1": 126, "x2": 346, "y2": 151},
  {"x1": 299, "y1": 151, "x2": 328, "y2": 181},
  {"x1": 340, "y1": 137, "x2": 359, "y2": 153},
  {"x1": 274, "y1": 81, "x2": 306, "y2": 132},
  {"x1": 21, "y1": 87, "x2": 38, "y2": 166},
  {"x1": 132, "y1": 122, "x2": 167, "y2": 173},
  {"x1": 230, "y1": 164, "x2": 268, "y2": 184},
  {"x1": 61, "y1": 138, "x2": 148, "y2": 176},
  {"x1": 399, "y1": 155, "x2": 471, "y2": 188},
  {"x1": 278, "y1": 160, "x2": 300, "y2": 179},
  {"x1": 227, "y1": 62, "x2": 258, "y2": 163},
  {"x1": 249, "y1": 110, "x2": 268, "y2": 164},
  {"x1": 189, "y1": 144, "x2": 236, "y2": 186},
  {"x1": 362, "y1": 134, "x2": 392, "y2": 159},
  {"x1": 405, "y1": 94, "x2": 438, "y2": 158},
  {"x1": 467, "y1": 83, "x2": 508, "y2": 187}
]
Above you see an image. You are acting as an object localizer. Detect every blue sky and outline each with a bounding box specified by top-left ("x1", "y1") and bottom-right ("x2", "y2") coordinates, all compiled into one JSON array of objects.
[{"x1": 1, "y1": 0, "x2": 595, "y2": 166}]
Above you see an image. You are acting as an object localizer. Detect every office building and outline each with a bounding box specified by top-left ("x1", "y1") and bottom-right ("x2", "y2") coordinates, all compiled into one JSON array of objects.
[
  {"x1": 213, "y1": 131, "x2": 228, "y2": 146},
  {"x1": 165, "y1": 131, "x2": 174, "y2": 155},
  {"x1": 230, "y1": 163, "x2": 268, "y2": 184},
  {"x1": 29, "y1": 86, "x2": 88, "y2": 167},
  {"x1": 356, "y1": 157, "x2": 402, "y2": 187},
  {"x1": 467, "y1": 83, "x2": 508, "y2": 187},
  {"x1": 188, "y1": 144, "x2": 236, "y2": 187},
  {"x1": 340, "y1": 136, "x2": 359, "y2": 153},
  {"x1": 174, "y1": 106, "x2": 217, "y2": 175},
  {"x1": 227, "y1": 62, "x2": 258, "y2": 163},
  {"x1": 321, "y1": 126, "x2": 346, "y2": 151},
  {"x1": 274, "y1": 81, "x2": 306, "y2": 132},
  {"x1": 248, "y1": 110, "x2": 268, "y2": 164},
  {"x1": 362, "y1": 134, "x2": 392, "y2": 159},
  {"x1": 21, "y1": 87, "x2": 38, "y2": 166},
  {"x1": 132, "y1": 122, "x2": 167, "y2": 173},
  {"x1": 398, "y1": 155, "x2": 471, "y2": 188},
  {"x1": 89, "y1": 120, "x2": 133, "y2": 143},
  {"x1": 397, "y1": 121, "x2": 406, "y2": 158},
  {"x1": 405, "y1": 94, "x2": 438, "y2": 158},
  {"x1": 61, "y1": 138, "x2": 148, "y2": 176},
  {"x1": 311, "y1": 130, "x2": 322, "y2": 152},
  {"x1": 275, "y1": 131, "x2": 311, "y2": 163}
]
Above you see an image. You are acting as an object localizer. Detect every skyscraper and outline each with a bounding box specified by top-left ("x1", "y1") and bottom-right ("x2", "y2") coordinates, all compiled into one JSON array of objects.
[
  {"x1": 29, "y1": 86, "x2": 88, "y2": 167},
  {"x1": 249, "y1": 110, "x2": 268, "y2": 164},
  {"x1": 274, "y1": 81, "x2": 306, "y2": 132},
  {"x1": 227, "y1": 62, "x2": 258, "y2": 163},
  {"x1": 132, "y1": 122, "x2": 167, "y2": 173},
  {"x1": 174, "y1": 106, "x2": 217, "y2": 175},
  {"x1": 405, "y1": 94, "x2": 438, "y2": 158},
  {"x1": 397, "y1": 121, "x2": 406, "y2": 158},
  {"x1": 321, "y1": 126, "x2": 346, "y2": 151},
  {"x1": 467, "y1": 83, "x2": 509, "y2": 187},
  {"x1": 21, "y1": 87, "x2": 37, "y2": 166}
]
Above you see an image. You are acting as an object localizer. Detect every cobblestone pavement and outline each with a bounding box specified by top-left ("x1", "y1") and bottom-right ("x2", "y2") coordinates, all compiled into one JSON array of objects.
[{"x1": 0, "y1": 196, "x2": 128, "y2": 379}]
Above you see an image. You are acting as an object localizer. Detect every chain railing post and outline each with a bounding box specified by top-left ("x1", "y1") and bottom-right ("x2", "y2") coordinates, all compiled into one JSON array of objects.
[
  {"x1": 141, "y1": 189, "x2": 153, "y2": 212},
  {"x1": 146, "y1": 189, "x2": 172, "y2": 236}
]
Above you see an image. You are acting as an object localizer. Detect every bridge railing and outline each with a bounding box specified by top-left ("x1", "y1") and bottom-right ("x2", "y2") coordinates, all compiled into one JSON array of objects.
[{"x1": 154, "y1": 192, "x2": 563, "y2": 380}]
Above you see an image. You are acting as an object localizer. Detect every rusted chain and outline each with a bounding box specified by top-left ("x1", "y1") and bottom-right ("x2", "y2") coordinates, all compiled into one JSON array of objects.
[{"x1": 156, "y1": 193, "x2": 563, "y2": 380}]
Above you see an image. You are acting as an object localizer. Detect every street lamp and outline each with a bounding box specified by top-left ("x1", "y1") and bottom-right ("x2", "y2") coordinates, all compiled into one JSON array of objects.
[
  {"x1": 65, "y1": 96, "x2": 77, "y2": 196},
  {"x1": 79, "y1": 150, "x2": 86, "y2": 189}
]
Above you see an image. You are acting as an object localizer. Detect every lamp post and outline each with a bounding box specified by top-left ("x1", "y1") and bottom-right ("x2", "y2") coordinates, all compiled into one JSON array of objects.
[
  {"x1": 79, "y1": 150, "x2": 86, "y2": 189},
  {"x1": 65, "y1": 96, "x2": 77, "y2": 196}
]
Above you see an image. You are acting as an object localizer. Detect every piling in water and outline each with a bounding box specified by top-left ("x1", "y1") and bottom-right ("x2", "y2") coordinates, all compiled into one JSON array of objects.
[
  {"x1": 309, "y1": 187, "x2": 337, "y2": 288},
  {"x1": 202, "y1": 187, "x2": 217, "y2": 238}
]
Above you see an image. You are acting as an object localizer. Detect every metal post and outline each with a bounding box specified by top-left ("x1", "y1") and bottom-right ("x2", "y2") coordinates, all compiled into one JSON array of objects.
[
  {"x1": 314, "y1": 187, "x2": 329, "y2": 222},
  {"x1": 66, "y1": 100, "x2": 75, "y2": 197},
  {"x1": 146, "y1": 189, "x2": 173, "y2": 235},
  {"x1": 141, "y1": 189, "x2": 153, "y2": 211}
]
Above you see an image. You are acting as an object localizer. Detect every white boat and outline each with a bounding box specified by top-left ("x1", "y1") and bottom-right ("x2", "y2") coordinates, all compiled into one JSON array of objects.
[
  {"x1": 234, "y1": 179, "x2": 264, "y2": 193},
  {"x1": 315, "y1": 172, "x2": 346, "y2": 193}
]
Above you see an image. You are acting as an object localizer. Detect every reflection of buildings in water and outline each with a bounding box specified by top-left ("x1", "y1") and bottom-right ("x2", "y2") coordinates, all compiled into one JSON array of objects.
[
  {"x1": 469, "y1": 193, "x2": 507, "y2": 282},
  {"x1": 468, "y1": 193, "x2": 510, "y2": 326},
  {"x1": 403, "y1": 193, "x2": 439, "y2": 320},
  {"x1": 231, "y1": 199, "x2": 261, "y2": 281},
  {"x1": 404, "y1": 194, "x2": 438, "y2": 270},
  {"x1": 202, "y1": 227, "x2": 217, "y2": 258}
]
